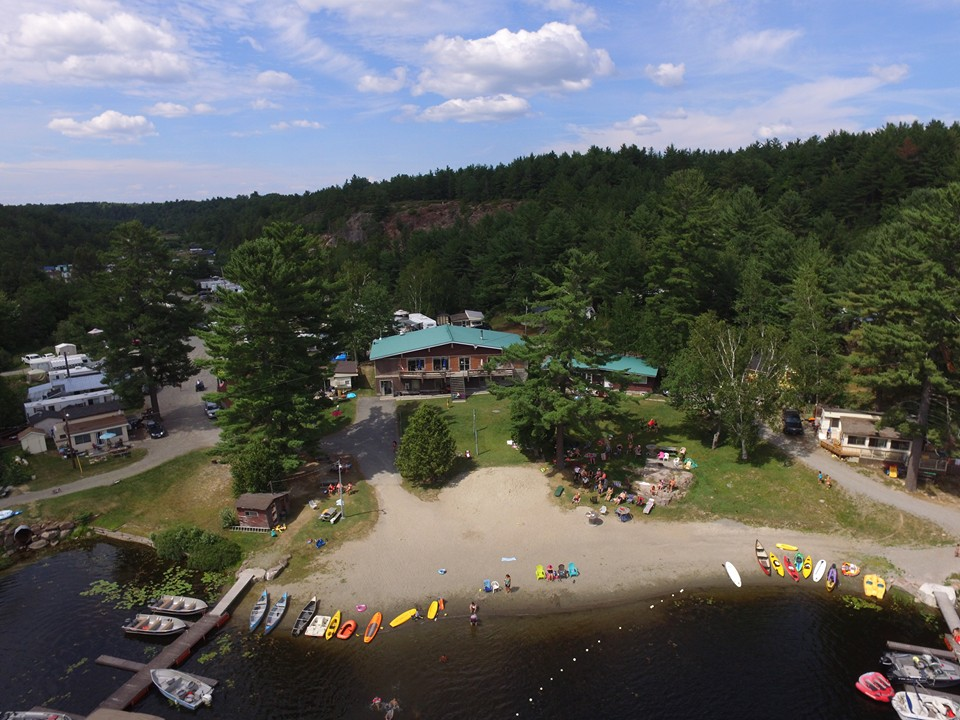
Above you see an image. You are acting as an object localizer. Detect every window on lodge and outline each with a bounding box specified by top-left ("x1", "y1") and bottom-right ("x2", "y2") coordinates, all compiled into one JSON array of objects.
[
  {"x1": 890, "y1": 440, "x2": 911, "y2": 451},
  {"x1": 867, "y1": 437, "x2": 886, "y2": 448},
  {"x1": 459, "y1": 357, "x2": 470, "y2": 371},
  {"x1": 74, "y1": 433, "x2": 91, "y2": 445},
  {"x1": 406, "y1": 358, "x2": 425, "y2": 371},
  {"x1": 846, "y1": 436, "x2": 866, "y2": 446},
  {"x1": 433, "y1": 357, "x2": 449, "y2": 371}
]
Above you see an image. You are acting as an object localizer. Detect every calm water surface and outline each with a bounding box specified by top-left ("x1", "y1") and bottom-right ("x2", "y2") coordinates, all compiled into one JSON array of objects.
[{"x1": 0, "y1": 542, "x2": 943, "y2": 719}]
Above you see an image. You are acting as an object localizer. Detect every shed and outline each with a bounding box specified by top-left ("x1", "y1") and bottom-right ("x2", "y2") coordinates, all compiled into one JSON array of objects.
[
  {"x1": 236, "y1": 492, "x2": 290, "y2": 530},
  {"x1": 331, "y1": 360, "x2": 359, "y2": 392},
  {"x1": 17, "y1": 427, "x2": 48, "y2": 455}
]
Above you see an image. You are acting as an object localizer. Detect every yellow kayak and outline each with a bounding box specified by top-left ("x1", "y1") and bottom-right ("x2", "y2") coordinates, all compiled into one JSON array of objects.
[
  {"x1": 427, "y1": 600, "x2": 439, "y2": 620},
  {"x1": 775, "y1": 543, "x2": 799, "y2": 552},
  {"x1": 864, "y1": 574, "x2": 886, "y2": 600},
  {"x1": 325, "y1": 610, "x2": 341, "y2": 640},
  {"x1": 770, "y1": 554, "x2": 784, "y2": 577},
  {"x1": 389, "y1": 608, "x2": 418, "y2": 628},
  {"x1": 801, "y1": 555, "x2": 813, "y2": 579}
]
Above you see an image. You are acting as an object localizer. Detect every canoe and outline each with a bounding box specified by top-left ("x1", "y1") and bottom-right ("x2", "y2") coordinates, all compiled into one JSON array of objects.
[
  {"x1": 724, "y1": 561, "x2": 742, "y2": 588},
  {"x1": 783, "y1": 555, "x2": 800, "y2": 583},
  {"x1": 841, "y1": 561, "x2": 861, "y2": 576},
  {"x1": 150, "y1": 668, "x2": 214, "y2": 709},
  {"x1": 122, "y1": 613, "x2": 187, "y2": 637},
  {"x1": 812, "y1": 559, "x2": 827, "y2": 583},
  {"x1": 801, "y1": 555, "x2": 813, "y2": 579},
  {"x1": 427, "y1": 600, "x2": 439, "y2": 620},
  {"x1": 291, "y1": 596, "x2": 317, "y2": 636},
  {"x1": 826, "y1": 563, "x2": 838, "y2": 592},
  {"x1": 855, "y1": 671, "x2": 894, "y2": 702},
  {"x1": 249, "y1": 590, "x2": 268, "y2": 632},
  {"x1": 770, "y1": 553, "x2": 784, "y2": 577},
  {"x1": 755, "y1": 540, "x2": 771, "y2": 576},
  {"x1": 775, "y1": 543, "x2": 798, "y2": 551},
  {"x1": 263, "y1": 592, "x2": 288, "y2": 635},
  {"x1": 892, "y1": 688, "x2": 960, "y2": 719},
  {"x1": 389, "y1": 608, "x2": 418, "y2": 628},
  {"x1": 305, "y1": 614, "x2": 331, "y2": 637},
  {"x1": 0, "y1": 509, "x2": 23, "y2": 521},
  {"x1": 337, "y1": 619, "x2": 357, "y2": 640},
  {"x1": 364, "y1": 611, "x2": 382, "y2": 644},
  {"x1": 148, "y1": 595, "x2": 208, "y2": 616},
  {"x1": 326, "y1": 610, "x2": 342, "y2": 640},
  {"x1": 864, "y1": 574, "x2": 887, "y2": 600}
]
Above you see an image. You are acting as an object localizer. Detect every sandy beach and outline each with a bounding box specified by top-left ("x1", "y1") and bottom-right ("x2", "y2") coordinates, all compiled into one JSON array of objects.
[{"x1": 277, "y1": 465, "x2": 960, "y2": 620}]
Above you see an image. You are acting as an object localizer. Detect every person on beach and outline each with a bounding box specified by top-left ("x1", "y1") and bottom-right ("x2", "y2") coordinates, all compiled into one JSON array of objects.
[
  {"x1": 572, "y1": 492, "x2": 581, "y2": 505},
  {"x1": 469, "y1": 601, "x2": 477, "y2": 614},
  {"x1": 505, "y1": 574, "x2": 512, "y2": 592}
]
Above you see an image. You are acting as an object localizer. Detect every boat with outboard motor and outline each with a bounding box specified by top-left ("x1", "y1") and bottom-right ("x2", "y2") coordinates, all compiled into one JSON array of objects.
[{"x1": 881, "y1": 652, "x2": 960, "y2": 689}]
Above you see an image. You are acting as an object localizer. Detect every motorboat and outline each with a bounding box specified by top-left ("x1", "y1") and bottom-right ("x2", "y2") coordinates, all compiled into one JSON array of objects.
[
  {"x1": 891, "y1": 687, "x2": 960, "y2": 719},
  {"x1": 122, "y1": 614, "x2": 187, "y2": 637},
  {"x1": 150, "y1": 668, "x2": 214, "y2": 710},
  {"x1": 882, "y1": 653, "x2": 960, "y2": 689},
  {"x1": 148, "y1": 595, "x2": 208, "y2": 615}
]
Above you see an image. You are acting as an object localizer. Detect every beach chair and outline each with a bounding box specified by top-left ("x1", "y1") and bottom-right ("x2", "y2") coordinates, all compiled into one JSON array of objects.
[
  {"x1": 557, "y1": 564, "x2": 568, "y2": 579},
  {"x1": 536, "y1": 564, "x2": 546, "y2": 580},
  {"x1": 568, "y1": 562, "x2": 580, "y2": 578},
  {"x1": 483, "y1": 579, "x2": 493, "y2": 593},
  {"x1": 618, "y1": 510, "x2": 632, "y2": 522},
  {"x1": 599, "y1": 505, "x2": 608, "y2": 515},
  {"x1": 643, "y1": 498, "x2": 656, "y2": 515},
  {"x1": 546, "y1": 564, "x2": 555, "y2": 580},
  {"x1": 491, "y1": 581, "x2": 500, "y2": 592}
]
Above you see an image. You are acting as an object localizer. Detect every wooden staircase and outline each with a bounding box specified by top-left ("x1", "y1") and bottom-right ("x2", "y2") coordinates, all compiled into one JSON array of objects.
[{"x1": 449, "y1": 375, "x2": 466, "y2": 401}]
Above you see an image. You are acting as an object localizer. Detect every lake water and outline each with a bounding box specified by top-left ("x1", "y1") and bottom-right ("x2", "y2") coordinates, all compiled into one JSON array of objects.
[{"x1": 0, "y1": 541, "x2": 944, "y2": 719}]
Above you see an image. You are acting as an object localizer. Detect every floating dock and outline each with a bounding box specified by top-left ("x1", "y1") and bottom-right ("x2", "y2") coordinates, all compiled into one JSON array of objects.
[{"x1": 94, "y1": 569, "x2": 255, "y2": 711}]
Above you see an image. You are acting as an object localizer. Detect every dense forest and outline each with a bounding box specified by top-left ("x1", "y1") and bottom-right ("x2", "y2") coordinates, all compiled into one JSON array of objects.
[{"x1": 2, "y1": 120, "x2": 959, "y2": 408}]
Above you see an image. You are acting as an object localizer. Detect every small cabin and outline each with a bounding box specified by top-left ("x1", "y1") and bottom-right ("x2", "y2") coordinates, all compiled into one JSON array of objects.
[
  {"x1": 816, "y1": 407, "x2": 911, "y2": 468},
  {"x1": 236, "y1": 492, "x2": 290, "y2": 530}
]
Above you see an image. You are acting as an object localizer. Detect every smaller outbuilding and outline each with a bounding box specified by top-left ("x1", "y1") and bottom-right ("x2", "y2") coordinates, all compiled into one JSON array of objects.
[
  {"x1": 235, "y1": 492, "x2": 291, "y2": 530},
  {"x1": 17, "y1": 427, "x2": 48, "y2": 455}
]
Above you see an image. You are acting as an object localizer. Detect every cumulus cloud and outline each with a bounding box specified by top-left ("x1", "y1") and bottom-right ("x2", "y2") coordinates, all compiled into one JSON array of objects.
[
  {"x1": 48, "y1": 110, "x2": 157, "y2": 142},
  {"x1": 252, "y1": 98, "x2": 281, "y2": 110},
  {"x1": 416, "y1": 94, "x2": 531, "y2": 123},
  {"x1": 757, "y1": 122, "x2": 794, "y2": 139},
  {"x1": 271, "y1": 119, "x2": 324, "y2": 130},
  {"x1": 414, "y1": 22, "x2": 613, "y2": 98},
  {"x1": 193, "y1": 103, "x2": 215, "y2": 114},
  {"x1": 358, "y1": 67, "x2": 407, "y2": 93},
  {"x1": 527, "y1": 0, "x2": 599, "y2": 26},
  {"x1": 726, "y1": 28, "x2": 802, "y2": 62},
  {"x1": 256, "y1": 70, "x2": 296, "y2": 87},
  {"x1": 644, "y1": 62, "x2": 685, "y2": 88},
  {"x1": 7, "y1": 9, "x2": 189, "y2": 82}
]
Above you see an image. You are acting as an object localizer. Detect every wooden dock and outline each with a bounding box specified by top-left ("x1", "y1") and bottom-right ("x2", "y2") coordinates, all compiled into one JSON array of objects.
[{"x1": 95, "y1": 570, "x2": 256, "y2": 711}]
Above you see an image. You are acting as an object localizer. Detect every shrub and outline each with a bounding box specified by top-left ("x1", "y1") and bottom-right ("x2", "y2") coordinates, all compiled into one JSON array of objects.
[
  {"x1": 219, "y1": 507, "x2": 238, "y2": 528},
  {"x1": 151, "y1": 524, "x2": 241, "y2": 571}
]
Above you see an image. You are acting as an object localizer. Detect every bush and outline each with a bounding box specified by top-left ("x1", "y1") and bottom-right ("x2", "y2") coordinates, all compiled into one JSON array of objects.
[
  {"x1": 151, "y1": 524, "x2": 242, "y2": 571},
  {"x1": 219, "y1": 507, "x2": 238, "y2": 528},
  {"x1": 187, "y1": 537, "x2": 241, "y2": 571}
]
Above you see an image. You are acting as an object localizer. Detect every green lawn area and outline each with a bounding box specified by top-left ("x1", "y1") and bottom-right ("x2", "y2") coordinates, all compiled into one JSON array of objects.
[{"x1": 3, "y1": 447, "x2": 148, "y2": 492}]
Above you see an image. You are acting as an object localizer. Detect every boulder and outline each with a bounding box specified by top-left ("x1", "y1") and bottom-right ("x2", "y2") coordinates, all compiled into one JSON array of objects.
[{"x1": 29, "y1": 538, "x2": 49, "y2": 551}]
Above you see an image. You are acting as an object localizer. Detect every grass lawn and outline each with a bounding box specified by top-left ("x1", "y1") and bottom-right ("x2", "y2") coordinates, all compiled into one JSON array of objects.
[{"x1": 3, "y1": 447, "x2": 148, "y2": 492}]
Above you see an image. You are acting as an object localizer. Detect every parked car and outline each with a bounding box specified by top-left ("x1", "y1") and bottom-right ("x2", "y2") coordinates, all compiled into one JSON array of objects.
[
  {"x1": 782, "y1": 409, "x2": 804, "y2": 436},
  {"x1": 204, "y1": 401, "x2": 221, "y2": 419},
  {"x1": 145, "y1": 419, "x2": 167, "y2": 439}
]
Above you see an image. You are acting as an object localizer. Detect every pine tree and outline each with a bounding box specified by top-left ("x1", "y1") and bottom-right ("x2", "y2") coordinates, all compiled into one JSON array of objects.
[
  {"x1": 87, "y1": 221, "x2": 202, "y2": 414},
  {"x1": 490, "y1": 249, "x2": 621, "y2": 467},
  {"x1": 396, "y1": 404, "x2": 457, "y2": 485}
]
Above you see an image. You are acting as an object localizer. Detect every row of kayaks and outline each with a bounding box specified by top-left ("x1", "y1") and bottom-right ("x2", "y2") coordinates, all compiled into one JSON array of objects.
[
  {"x1": 249, "y1": 590, "x2": 447, "y2": 643},
  {"x1": 754, "y1": 540, "x2": 886, "y2": 598}
]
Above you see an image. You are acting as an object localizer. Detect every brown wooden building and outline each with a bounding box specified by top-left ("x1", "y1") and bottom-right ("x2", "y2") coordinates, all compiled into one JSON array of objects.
[{"x1": 236, "y1": 492, "x2": 291, "y2": 530}]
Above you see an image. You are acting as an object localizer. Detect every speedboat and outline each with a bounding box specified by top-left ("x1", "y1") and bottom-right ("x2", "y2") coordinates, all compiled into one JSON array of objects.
[
  {"x1": 891, "y1": 687, "x2": 960, "y2": 719},
  {"x1": 882, "y1": 652, "x2": 960, "y2": 689}
]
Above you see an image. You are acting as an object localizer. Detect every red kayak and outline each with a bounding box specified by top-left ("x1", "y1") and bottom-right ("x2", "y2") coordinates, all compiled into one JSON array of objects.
[
  {"x1": 855, "y1": 671, "x2": 894, "y2": 702},
  {"x1": 783, "y1": 555, "x2": 800, "y2": 583}
]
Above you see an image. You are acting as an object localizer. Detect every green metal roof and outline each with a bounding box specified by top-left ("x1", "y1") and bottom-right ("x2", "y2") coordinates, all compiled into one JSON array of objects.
[
  {"x1": 573, "y1": 356, "x2": 659, "y2": 377},
  {"x1": 369, "y1": 325, "x2": 522, "y2": 360}
]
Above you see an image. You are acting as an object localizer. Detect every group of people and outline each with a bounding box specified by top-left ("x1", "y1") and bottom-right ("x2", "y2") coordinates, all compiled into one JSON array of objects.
[{"x1": 816, "y1": 470, "x2": 833, "y2": 489}]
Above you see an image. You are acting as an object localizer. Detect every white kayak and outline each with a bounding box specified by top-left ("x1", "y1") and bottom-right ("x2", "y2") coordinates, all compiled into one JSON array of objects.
[
  {"x1": 812, "y1": 559, "x2": 827, "y2": 583},
  {"x1": 0, "y1": 509, "x2": 22, "y2": 521},
  {"x1": 724, "y1": 561, "x2": 742, "y2": 588},
  {"x1": 305, "y1": 614, "x2": 331, "y2": 637}
]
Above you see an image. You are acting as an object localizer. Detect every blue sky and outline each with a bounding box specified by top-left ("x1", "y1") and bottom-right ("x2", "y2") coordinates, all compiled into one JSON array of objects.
[{"x1": 1, "y1": 0, "x2": 958, "y2": 205}]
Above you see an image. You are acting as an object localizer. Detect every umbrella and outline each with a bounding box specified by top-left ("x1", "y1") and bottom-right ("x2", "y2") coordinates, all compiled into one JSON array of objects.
[{"x1": 100, "y1": 431, "x2": 117, "y2": 440}]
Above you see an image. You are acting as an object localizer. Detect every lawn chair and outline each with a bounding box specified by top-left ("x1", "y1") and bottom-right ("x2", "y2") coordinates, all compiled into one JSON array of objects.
[
  {"x1": 568, "y1": 562, "x2": 580, "y2": 578},
  {"x1": 536, "y1": 564, "x2": 546, "y2": 580},
  {"x1": 483, "y1": 579, "x2": 493, "y2": 593},
  {"x1": 557, "y1": 564, "x2": 568, "y2": 579},
  {"x1": 491, "y1": 580, "x2": 500, "y2": 592}
]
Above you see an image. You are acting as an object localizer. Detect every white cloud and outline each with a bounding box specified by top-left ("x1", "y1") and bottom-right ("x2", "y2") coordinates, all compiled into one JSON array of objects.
[
  {"x1": 358, "y1": 67, "x2": 407, "y2": 93},
  {"x1": 871, "y1": 64, "x2": 909, "y2": 83},
  {"x1": 239, "y1": 35, "x2": 264, "y2": 52},
  {"x1": 256, "y1": 70, "x2": 296, "y2": 87},
  {"x1": 252, "y1": 98, "x2": 281, "y2": 110},
  {"x1": 416, "y1": 94, "x2": 532, "y2": 123},
  {"x1": 726, "y1": 28, "x2": 802, "y2": 62},
  {"x1": 149, "y1": 102, "x2": 189, "y2": 117},
  {"x1": 757, "y1": 122, "x2": 794, "y2": 139},
  {"x1": 271, "y1": 119, "x2": 324, "y2": 130},
  {"x1": 193, "y1": 103, "x2": 215, "y2": 114},
  {"x1": 6, "y1": 9, "x2": 190, "y2": 83},
  {"x1": 645, "y1": 62, "x2": 685, "y2": 88},
  {"x1": 414, "y1": 22, "x2": 613, "y2": 98},
  {"x1": 48, "y1": 110, "x2": 157, "y2": 142}
]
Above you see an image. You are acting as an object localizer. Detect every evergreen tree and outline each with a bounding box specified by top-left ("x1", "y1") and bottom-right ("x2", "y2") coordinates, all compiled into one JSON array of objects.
[
  {"x1": 201, "y1": 223, "x2": 340, "y2": 467},
  {"x1": 333, "y1": 263, "x2": 393, "y2": 361},
  {"x1": 490, "y1": 249, "x2": 620, "y2": 467},
  {"x1": 87, "y1": 221, "x2": 202, "y2": 414},
  {"x1": 230, "y1": 441, "x2": 285, "y2": 496},
  {"x1": 396, "y1": 404, "x2": 457, "y2": 485},
  {"x1": 843, "y1": 184, "x2": 960, "y2": 491}
]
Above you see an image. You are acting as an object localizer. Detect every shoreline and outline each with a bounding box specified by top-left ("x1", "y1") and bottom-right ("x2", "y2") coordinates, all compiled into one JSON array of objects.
[{"x1": 269, "y1": 466, "x2": 960, "y2": 624}]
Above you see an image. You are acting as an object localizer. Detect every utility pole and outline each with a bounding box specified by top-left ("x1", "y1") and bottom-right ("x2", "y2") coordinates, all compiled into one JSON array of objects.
[{"x1": 473, "y1": 409, "x2": 479, "y2": 457}]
